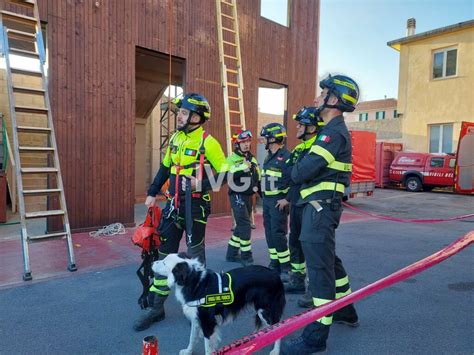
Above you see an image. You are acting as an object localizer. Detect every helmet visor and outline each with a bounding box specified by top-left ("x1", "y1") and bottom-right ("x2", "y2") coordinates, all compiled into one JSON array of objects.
[{"x1": 237, "y1": 130, "x2": 253, "y2": 141}]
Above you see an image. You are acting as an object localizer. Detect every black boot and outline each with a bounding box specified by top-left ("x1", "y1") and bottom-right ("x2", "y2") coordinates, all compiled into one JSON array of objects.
[
  {"x1": 133, "y1": 295, "x2": 166, "y2": 331},
  {"x1": 298, "y1": 286, "x2": 314, "y2": 308},
  {"x1": 240, "y1": 251, "x2": 254, "y2": 267},
  {"x1": 226, "y1": 245, "x2": 241, "y2": 263},
  {"x1": 333, "y1": 304, "x2": 359, "y2": 327},
  {"x1": 280, "y1": 262, "x2": 291, "y2": 283},
  {"x1": 281, "y1": 322, "x2": 329, "y2": 354},
  {"x1": 268, "y1": 259, "x2": 281, "y2": 272},
  {"x1": 284, "y1": 272, "x2": 306, "y2": 294}
]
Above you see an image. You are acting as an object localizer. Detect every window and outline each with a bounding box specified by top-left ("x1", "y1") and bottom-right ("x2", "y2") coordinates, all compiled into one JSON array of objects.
[
  {"x1": 375, "y1": 111, "x2": 385, "y2": 120},
  {"x1": 260, "y1": 0, "x2": 290, "y2": 27},
  {"x1": 429, "y1": 124, "x2": 453, "y2": 153},
  {"x1": 430, "y1": 158, "x2": 444, "y2": 168},
  {"x1": 257, "y1": 80, "x2": 287, "y2": 132},
  {"x1": 257, "y1": 80, "x2": 288, "y2": 170},
  {"x1": 433, "y1": 48, "x2": 457, "y2": 79},
  {"x1": 393, "y1": 110, "x2": 397, "y2": 118},
  {"x1": 359, "y1": 113, "x2": 368, "y2": 121},
  {"x1": 449, "y1": 158, "x2": 456, "y2": 168}
]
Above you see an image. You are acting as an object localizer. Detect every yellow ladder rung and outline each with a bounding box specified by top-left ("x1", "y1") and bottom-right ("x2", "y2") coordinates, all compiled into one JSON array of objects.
[
  {"x1": 221, "y1": 1, "x2": 234, "y2": 6},
  {"x1": 221, "y1": 13, "x2": 234, "y2": 20},
  {"x1": 229, "y1": 110, "x2": 240, "y2": 114},
  {"x1": 223, "y1": 40, "x2": 236, "y2": 47},
  {"x1": 230, "y1": 123, "x2": 242, "y2": 128},
  {"x1": 224, "y1": 54, "x2": 238, "y2": 60},
  {"x1": 222, "y1": 27, "x2": 236, "y2": 33},
  {"x1": 226, "y1": 68, "x2": 238, "y2": 74},
  {"x1": 228, "y1": 96, "x2": 240, "y2": 100},
  {"x1": 227, "y1": 82, "x2": 239, "y2": 87}
]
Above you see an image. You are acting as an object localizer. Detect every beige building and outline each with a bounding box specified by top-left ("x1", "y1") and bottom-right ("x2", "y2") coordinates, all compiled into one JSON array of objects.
[
  {"x1": 345, "y1": 99, "x2": 402, "y2": 141},
  {"x1": 387, "y1": 19, "x2": 474, "y2": 153},
  {"x1": 345, "y1": 98, "x2": 398, "y2": 123}
]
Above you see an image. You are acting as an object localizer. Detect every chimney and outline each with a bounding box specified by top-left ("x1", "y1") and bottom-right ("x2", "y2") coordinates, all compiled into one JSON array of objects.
[{"x1": 407, "y1": 18, "x2": 416, "y2": 36}]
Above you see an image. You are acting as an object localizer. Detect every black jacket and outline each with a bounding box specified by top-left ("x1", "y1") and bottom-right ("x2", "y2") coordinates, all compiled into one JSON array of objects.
[
  {"x1": 291, "y1": 116, "x2": 352, "y2": 202},
  {"x1": 262, "y1": 146, "x2": 291, "y2": 198},
  {"x1": 286, "y1": 135, "x2": 317, "y2": 205}
]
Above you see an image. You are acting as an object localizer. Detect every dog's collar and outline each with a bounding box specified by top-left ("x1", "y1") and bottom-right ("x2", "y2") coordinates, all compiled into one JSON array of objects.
[{"x1": 186, "y1": 272, "x2": 234, "y2": 307}]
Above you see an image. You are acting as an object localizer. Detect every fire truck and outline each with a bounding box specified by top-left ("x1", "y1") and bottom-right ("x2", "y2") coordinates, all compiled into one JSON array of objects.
[{"x1": 389, "y1": 152, "x2": 456, "y2": 192}]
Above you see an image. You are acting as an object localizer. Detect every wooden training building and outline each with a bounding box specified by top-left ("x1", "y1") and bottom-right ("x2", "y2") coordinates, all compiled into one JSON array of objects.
[{"x1": 0, "y1": 0, "x2": 320, "y2": 231}]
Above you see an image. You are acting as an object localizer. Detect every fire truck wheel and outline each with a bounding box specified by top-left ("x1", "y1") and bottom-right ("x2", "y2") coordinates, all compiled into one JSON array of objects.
[{"x1": 406, "y1": 176, "x2": 422, "y2": 192}]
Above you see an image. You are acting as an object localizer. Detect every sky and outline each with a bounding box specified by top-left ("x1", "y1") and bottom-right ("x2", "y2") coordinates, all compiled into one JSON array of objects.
[
  {"x1": 318, "y1": 0, "x2": 473, "y2": 101},
  {"x1": 2, "y1": 1, "x2": 472, "y2": 113}
]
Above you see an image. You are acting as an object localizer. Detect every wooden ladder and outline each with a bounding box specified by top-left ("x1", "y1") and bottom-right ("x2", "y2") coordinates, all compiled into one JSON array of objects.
[
  {"x1": 216, "y1": 0, "x2": 246, "y2": 155},
  {"x1": 0, "y1": 0, "x2": 76, "y2": 280}
]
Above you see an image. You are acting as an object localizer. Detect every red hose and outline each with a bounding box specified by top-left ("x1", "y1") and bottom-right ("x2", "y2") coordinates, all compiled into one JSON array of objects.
[
  {"x1": 342, "y1": 201, "x2": 474, "y2": 223},
  {"x1": 216, "y1": 231, "x2": 474, "y2": 354}
]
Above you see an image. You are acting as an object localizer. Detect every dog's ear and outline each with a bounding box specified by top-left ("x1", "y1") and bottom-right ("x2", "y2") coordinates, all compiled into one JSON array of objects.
[{"x1": 172, "y1": 262, "x2": 191, "y2": 286}]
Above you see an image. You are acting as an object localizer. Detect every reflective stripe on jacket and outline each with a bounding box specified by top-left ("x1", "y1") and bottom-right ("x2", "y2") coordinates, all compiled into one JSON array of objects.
[
  {"x1": 262, "y1": 146, "x2": 291, "y2": 197},
  {"x1": 227, "y1": 151, "x2": 261, "y2": 195},
  {"x1": 291, "y1": 116, "x2": 352, "y2": 202},
  {"x1": 286, "y1": 135, "x2": 317, "y2": 204},
  {"x1": 148, "y1": 126, "x2": 228, "y2": 197}
]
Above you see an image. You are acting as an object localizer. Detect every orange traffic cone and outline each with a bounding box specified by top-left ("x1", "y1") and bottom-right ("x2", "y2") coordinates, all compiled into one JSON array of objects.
[{"x1": 143, "y1": 335, "x2": 158, "y2": 355}]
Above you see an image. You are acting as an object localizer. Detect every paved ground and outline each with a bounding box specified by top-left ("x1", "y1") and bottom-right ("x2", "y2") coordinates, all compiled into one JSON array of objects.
[{"x1": 0, "y1": 189, "x2": 473, "y2": 354}]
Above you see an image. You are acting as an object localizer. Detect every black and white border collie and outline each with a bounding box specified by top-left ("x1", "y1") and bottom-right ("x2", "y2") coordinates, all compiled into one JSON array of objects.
[{"x1": 153, "y1": 253, "x2": 285, "y2": 355}]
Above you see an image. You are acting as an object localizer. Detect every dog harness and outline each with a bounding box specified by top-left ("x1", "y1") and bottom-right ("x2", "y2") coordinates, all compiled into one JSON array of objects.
[{"x1": 186, "y1": 272, "x2": 234, "y2": 307}]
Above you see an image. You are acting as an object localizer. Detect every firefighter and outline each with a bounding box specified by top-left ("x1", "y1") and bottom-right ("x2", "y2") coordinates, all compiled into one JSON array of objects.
[
  {"x1": 282, "y1": 75, "x2": 360, "y2": 353},
  {"x1": 225, "y1": 130, "x2": 261, "y2": 266},
  {"x1": 284, "y1": 106, "x2": 324, "y2": 294},
  {"x1": 133, "y1": 93, "x2": 228, "y2": 331},
  {"x1": 260, "y1": 122, "x2": 292, "y2": 281}
]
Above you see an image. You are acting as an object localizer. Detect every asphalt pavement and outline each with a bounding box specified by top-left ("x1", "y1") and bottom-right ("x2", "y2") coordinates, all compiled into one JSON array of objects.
[{"x1": 0, "y1": 189, "x2": 473, "y2": 354}]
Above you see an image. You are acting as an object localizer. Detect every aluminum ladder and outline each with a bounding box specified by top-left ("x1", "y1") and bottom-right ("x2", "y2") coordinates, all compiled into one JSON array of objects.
[{"x1": 0, "y1": 0, "x2": 76, "y2": 280}]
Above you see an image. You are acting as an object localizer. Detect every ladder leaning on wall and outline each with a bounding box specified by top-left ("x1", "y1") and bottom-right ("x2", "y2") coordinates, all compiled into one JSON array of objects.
[
  {"x1": 0, "y1": 0, "x2": 76, "y2": 280},
  {"x1": 216, "y1": 0, "x2": 246, "y2": 155}
]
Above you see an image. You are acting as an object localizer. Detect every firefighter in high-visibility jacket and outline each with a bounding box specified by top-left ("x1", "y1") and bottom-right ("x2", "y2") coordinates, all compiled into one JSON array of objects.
[
  {"x1": 260, "y1": 123, "x2": 292, "y2": 281},
  {"x1": 282, "y1": 75, "x2": 360, "y2": 354},
  {"x1": 225, "y1": 130, "x2": 260, "y2": 266},
  {"x1": 284, "y1": 106, "x2": 324, "y2": 294},
  {"x1": 133, "y1": 93, "x2": 228, "y2": 331}
]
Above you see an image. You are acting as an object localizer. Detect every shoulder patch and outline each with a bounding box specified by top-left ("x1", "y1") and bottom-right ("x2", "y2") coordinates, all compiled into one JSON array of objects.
[
  {"x1": 318, "y1": 134, "x2": 331, "y2": 143},
  {"x1": 184, "y1": 148, "x2": 197, "y2": 157}
]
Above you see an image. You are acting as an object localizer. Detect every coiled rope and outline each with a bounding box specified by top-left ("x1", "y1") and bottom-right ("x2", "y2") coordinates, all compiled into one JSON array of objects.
[{"x1": 89, "y1": 223, "x2": 126, "y2": 238}]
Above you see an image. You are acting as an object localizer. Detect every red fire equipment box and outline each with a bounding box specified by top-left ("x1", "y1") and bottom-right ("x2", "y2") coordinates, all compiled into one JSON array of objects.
[{"x1": 375, "y1": 142, "x2": 403, "y2": 188}]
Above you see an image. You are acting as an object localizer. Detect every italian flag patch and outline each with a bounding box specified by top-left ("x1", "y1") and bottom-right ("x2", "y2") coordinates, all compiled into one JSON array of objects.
[
  {"x1": 318, "y1": 134, "x2": 331, "y2": 142},
  {"x1": 184, "y1": 148, "x2": 197, "y2": 156}
]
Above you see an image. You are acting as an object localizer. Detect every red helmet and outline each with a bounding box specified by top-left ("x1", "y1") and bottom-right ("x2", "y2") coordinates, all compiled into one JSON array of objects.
[{"x1": 232, "y1": 130, "x2": 253, "y2": 144}]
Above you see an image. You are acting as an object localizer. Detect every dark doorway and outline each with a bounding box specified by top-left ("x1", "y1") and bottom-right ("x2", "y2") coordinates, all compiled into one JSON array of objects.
[{"x1": 134, "y1": 48, "x2": 185, "y2": 221}]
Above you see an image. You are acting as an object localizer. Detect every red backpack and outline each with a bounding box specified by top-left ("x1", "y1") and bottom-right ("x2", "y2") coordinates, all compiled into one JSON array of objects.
[
  {"x1": 133, "y1": 206, "x2": 162, "y2": 309},
  {"x1": 132, "y1": 206, "x2": 161, "y2": 252}
]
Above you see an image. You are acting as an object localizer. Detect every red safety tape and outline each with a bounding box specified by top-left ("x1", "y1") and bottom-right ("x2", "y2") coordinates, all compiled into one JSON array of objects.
[
  {"x1": 216, "y1": 231, "x2": 474, "y2": 354},
  {"x1": 342, "y1": 201, "x2": 474, "y2": 223}
]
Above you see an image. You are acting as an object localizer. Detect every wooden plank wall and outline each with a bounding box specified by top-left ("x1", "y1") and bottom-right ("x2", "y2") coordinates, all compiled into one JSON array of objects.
[{"x1": 0, "y1": 0, "x2": 319, "y2": 230}]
